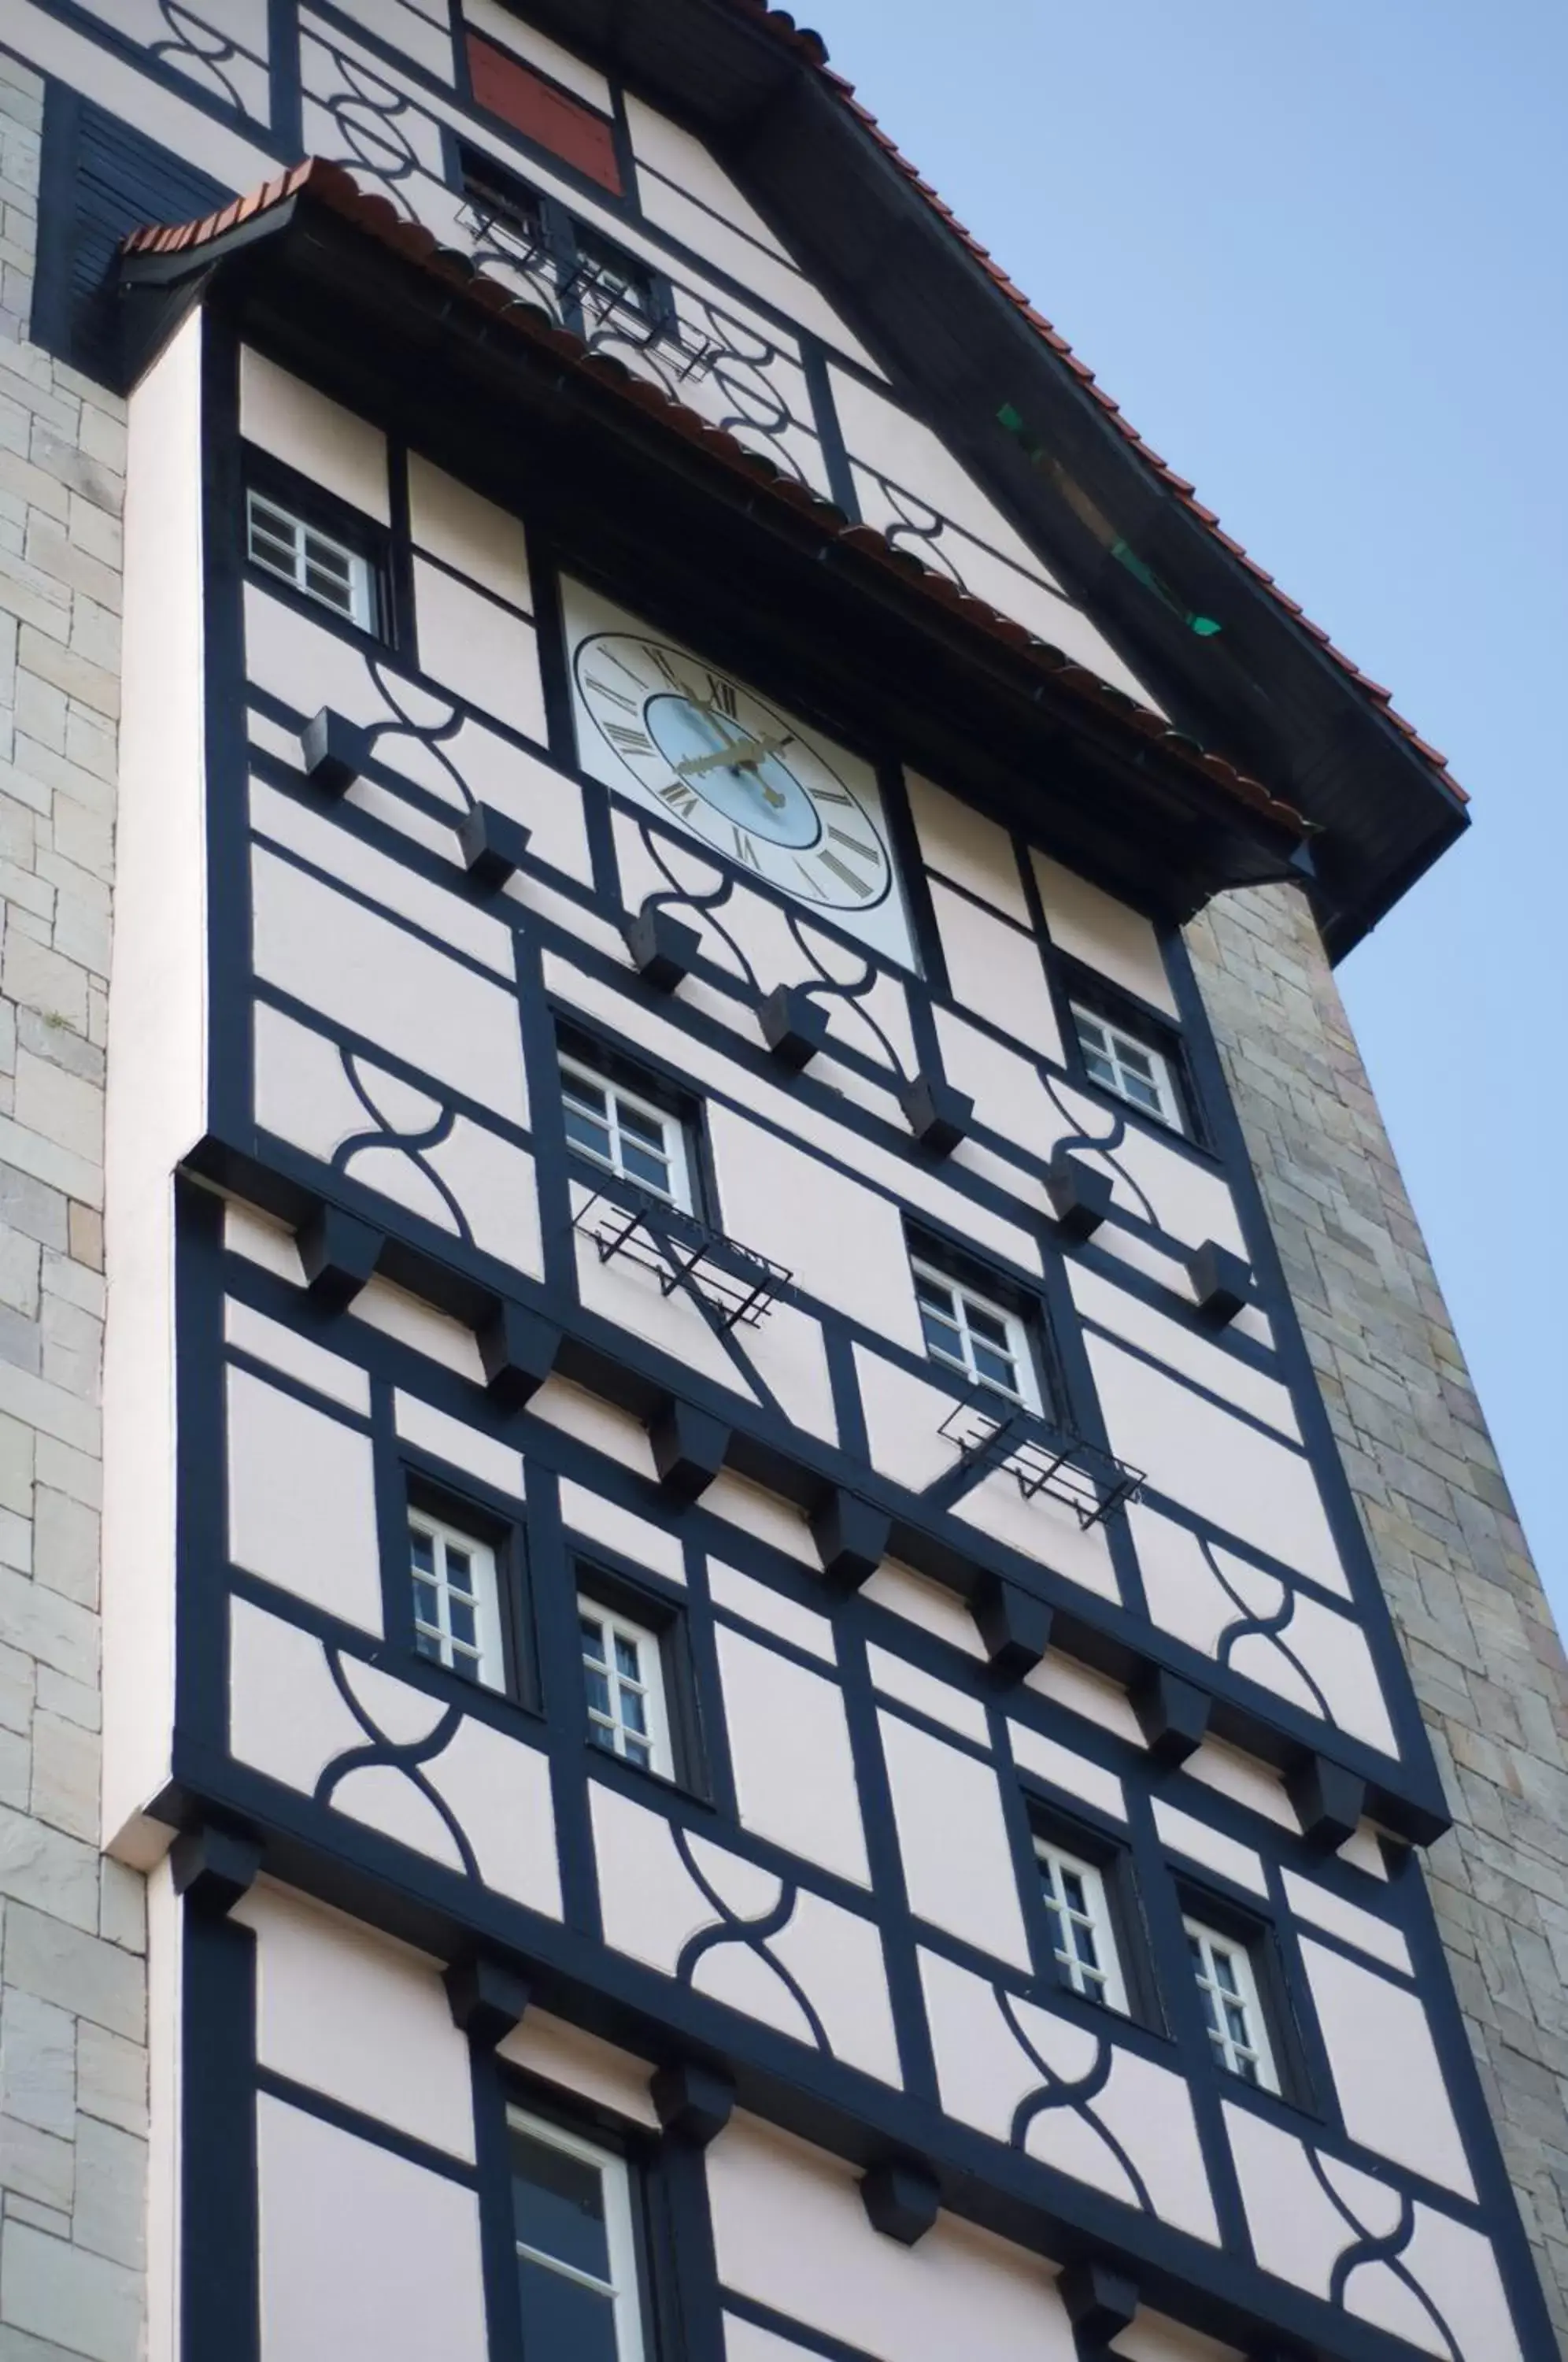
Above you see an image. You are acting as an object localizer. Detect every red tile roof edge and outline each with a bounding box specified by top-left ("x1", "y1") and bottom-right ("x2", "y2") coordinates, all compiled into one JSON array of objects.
[
  {"x1": 120, "y1": 159, "x2": 1308, "y2": 842},
  {"x1": 718, "y1": 0, "x2": 1466, "y2": 805}
]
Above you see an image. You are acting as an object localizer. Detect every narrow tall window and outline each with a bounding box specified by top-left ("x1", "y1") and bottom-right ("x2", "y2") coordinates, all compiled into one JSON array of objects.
[
  {"x1": 1185, "y1": 1917, "x2": 1278, "y2": 2090},
  {"x1": 409, "y1": 1510, "x2": 505, "y2": 1691},
  {"x1": 575, "y1": 224, "x2": 659, "y2": 329},
  {"x1": 1072, "y1": 1004, "x2": 1182, "y2": 1129},
  {"x1": 245, "y1": 487, "x2": 375, "y2": 631},
  {"x1": 1036, "y1": 1841, "x2": 1128, "y2": 2013},
  {"x1": 912, "y1": 1259, "x2": 1041, "y2": 1413},
  {"x1": 560, "y1": 1053, "x2": 693, "y2": 1211},
  {"x1": 509, "y1": 2108, "x2": 645, "y2": 2362},
  {"x1": 579, "y1": 1597, "x2": 672, "y2": 1776}
]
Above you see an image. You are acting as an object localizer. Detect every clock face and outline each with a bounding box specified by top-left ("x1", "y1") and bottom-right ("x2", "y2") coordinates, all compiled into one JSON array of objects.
[{"x1": 565, "y1": 583, "x2": 915, "y2": 967}]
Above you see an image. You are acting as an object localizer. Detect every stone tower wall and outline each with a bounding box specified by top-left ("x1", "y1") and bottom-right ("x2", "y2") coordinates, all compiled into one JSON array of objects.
[
  {"x1": 0, "y1": 51, "x2": 148, "y2": 2362},
  {"x1": 1189, "y1": 879, "x2": 1568, "y2": 2354}
]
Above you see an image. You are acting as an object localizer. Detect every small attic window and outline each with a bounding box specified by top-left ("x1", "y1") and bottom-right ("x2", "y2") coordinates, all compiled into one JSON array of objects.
[
  {"x1": 460, "y1": 145, "x2": 546, "y2": 247},
  {"x1": 465, "y1": 33, "x2": 622, "y2": 194}
]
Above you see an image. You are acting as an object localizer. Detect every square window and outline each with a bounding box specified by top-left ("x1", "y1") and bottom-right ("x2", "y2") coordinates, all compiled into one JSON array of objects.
[
  {"x1": 1036, "y1": 1838, "x2": 1130, "y2": 2015},
  {"x1": 245, "y1": 486, "x2": 378, "y2": 633},
  {"x1": 911, "y1": 1256, "x2": 1042, "y2": 1415},
  {"x1": 459, "y1": 143, "x2": 547, "y2": 248},
  {"x1": 1184, "y1": 1916, "x2": 1279, "y2": 2092},
  {"x1": 1071, "y1": 1002, "x2": 1183, "y2": 1131},
  {"x1": 409, "y1": 1509, "x2": 506, "y2": 1692},
  {"x1": 560, "y1": 1051, "x2": 694, "y2": 1212},
  {"x1": 509, "y1": 2108, "x2": 645, "y2": 2362},
  {"x1": 578, "y1": 1594, "x2": 674, "y2": 1778}
]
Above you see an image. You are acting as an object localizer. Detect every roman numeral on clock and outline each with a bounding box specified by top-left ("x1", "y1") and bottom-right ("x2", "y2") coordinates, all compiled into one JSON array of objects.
[
  {"x1": 706, "y1": 674, "x2": 739, "y2": 718},
  {"x1": 586, "y1": 675, "x2": 640, "y2": 714},
  {"x1": 604, "y1": 720, "x2": 655, "y2": 755},
  {"x1": 818, "y1": 848, "x2": 874, "y2": 898},
  {"x1": 654, "y1": 779, "x2": 698, "y2": 817}
]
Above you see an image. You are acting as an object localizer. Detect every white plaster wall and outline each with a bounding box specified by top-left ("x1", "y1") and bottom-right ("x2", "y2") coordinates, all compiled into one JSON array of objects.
[
  {"x1": 717, "y1": 1626, "x2": 871, "y2": 1884},
  {"x1": 708, "y1": 2114, "x2": 1074, "y2": 2362},
  {"x1": 879, "y1": 1711, "x2": 1030, "y2": 1968},
  {"x1": 226, "y1": 1296, "x2": 369, "y2": 1415},
  {"x1": 349, "y1": 1277, "x2": 488, "y2": 1386},
  {"x1": 1301, "y1": 1939, "x2": 1475, "y2": 2197},
  {"x1": 235, "y1": 1883, "x2": 475, "y2": 2160},
  {"x1": 709, "y1": 1560, "x2": 834, "y2": 1660},
  {"x1": 408, "y1": 452, "x2": 532, "y2": 609},
  {"x1": 226, "y1": 1367, "x2": 383, "y2": 1633},
  {"x1": 394, "y1": 1388, "x2": 523, "y2": 1498},
  {"x1": 560, "y1": 1479, "x2": 685, "y2": 1584},
  {"x1": 1070, "y1": 1264, "x2": 1299, "y2": 1439},
  {"x1": 950, "y1": 1459, "x2": 1122, "y2": 1605},
  {"x1": 1088, "y1": 1335, "x2": 1347, "y2": 1597},
  {"x1": 256, "y1": 2094, "x2": 488, "y2": 2362},
  {"x1": 1034, "y1": 851, "x2": 1178, "y2": 1017},
  {"x1": 906, "y1": 772, "x2": 1030, "y2": 924},
  {"x1": 707, "y1": 1102, "x2": 925, "y2": 1351},
  {"x1": 497, "y1": 2008, "x2": 660, "y2": 2129},
  {"x1": 861, "y1": 1560, "x2": 986, "y2": 1659},
  {"x1": 929, "y1": 879, "x2": 1064, "y2": 1064},
  {"x1": 250, "y1": 778, "x2": 516, "y2": 979},
  {"x1": 1008, "y1": 1723, "x2": 1126, "y2": 1820},
  {"x1": 250, "y1": 846, "x2": 528, "y2": 1124},
  {"x1": 412, "y1": 554, "x2": 548, "y2": 742},
  {"x1": 622, "y1": 92, "x2": 793, "y2": 257},
  {"x1": 239, "y1": 346, "x2": 390, "y2": 523},
  {"x1": 102, "y1": 308, "x2": 209, "y2": 1854},
  {"x1": 1152, "y1": 1801, "x2": 1267, "y2": 1897},
  {"x1": 1281, "y1": 1872, "x2": 1411, "y2": 1974}
]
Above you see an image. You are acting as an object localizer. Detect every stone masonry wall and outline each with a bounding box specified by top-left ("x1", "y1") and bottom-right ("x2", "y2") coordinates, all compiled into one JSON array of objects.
[
  {"x1": 1189, "y1": 880, "x2": 1568, "y2": 2354},
  {"x1": 0, "y1": 51, "x2": 147, "y2": 2362}
]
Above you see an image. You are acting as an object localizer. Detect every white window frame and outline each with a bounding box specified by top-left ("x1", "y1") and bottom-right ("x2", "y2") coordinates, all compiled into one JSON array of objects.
[
  {"x1": 508, "y1": 2106, "x2": 646, "y2": 2362},
  {"x1": 1071, "y1": 1001, "x2": 1183, "y2": 1131},
  {"x1": 560, "y1": 1053, "x2": 693, "y2": 1212},
  {"x1": 1185, "y1": 1916, "x2": 1279, "y2": 2093},
  {"x1": 1035, "y1": 1838, "x2": 1129, "y2": 2015},
  {"x1": 578, "y1": 1594, "x2": 675, "y2": 1778},
  {"x1": 409, "y1": 1509, "x2": 505, "y2": 1692},
  {"x1": 911, "y1": 1257, "x2": 1042, "y2": 1414},
  {"x1": 244, "y1": 487, "x2": 375, "y2": 631}
]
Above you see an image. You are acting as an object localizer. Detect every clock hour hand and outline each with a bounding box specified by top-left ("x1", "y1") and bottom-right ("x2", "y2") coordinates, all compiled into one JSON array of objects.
[{"x1": 675, "y1": 730, "x2": 793, "y2": 782}]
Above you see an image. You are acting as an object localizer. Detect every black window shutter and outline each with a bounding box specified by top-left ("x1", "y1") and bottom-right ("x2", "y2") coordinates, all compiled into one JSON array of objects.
[{"x1": 32, "y1": 83, "x2": 230, "y2": 385}]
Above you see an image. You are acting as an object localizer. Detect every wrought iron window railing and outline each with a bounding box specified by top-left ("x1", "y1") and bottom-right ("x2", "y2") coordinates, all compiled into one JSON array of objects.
[
  {"x1": 939, "y1": 1399, "x2": 1143, "y2": 1530},
  {"x1": 573, "y1": 1190, "x2": 790, "y2": 1331}
]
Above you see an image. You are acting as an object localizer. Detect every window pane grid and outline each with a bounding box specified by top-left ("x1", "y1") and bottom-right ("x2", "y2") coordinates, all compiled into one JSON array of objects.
[
  {"x1": 912, "y1": 1261, "x2": 1037, "y2": 1411},
  {"x1": 509, "y1": 2111, "x2": 645, "y2": 2362},
  {"x1": 560, "y1": 1057, "x2": 689, "y2": 1209},
  {"x1": 579, "y1": 1597, "x2": 670, "y2": 1776},
  {"x1": 246, "y1": 488, "x2": 373, "y2": 630},
  {"x1": 1071, "y1": 1003, "x2": 1181, "y2": 1128},
  {"x1": 1185, "y1": 1919, "x2": 1276, "y2": 2090},
  {"x1": 1036, "y1": 1842, "x2": 1127, "y2": 2013},
  {"x1": 409, "y1": 1515, "x2": 502, "y2": 1690}
]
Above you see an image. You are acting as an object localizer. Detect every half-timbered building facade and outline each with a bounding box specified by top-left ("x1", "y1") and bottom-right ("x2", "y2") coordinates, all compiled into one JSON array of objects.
[{"x1": 0, "y1": 5, "x2": 1559, "y2": 2361}]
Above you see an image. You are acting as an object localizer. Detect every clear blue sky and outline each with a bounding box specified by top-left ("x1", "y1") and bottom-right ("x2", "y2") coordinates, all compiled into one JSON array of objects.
[{"x1": 804, "y1": 0, "x2": 1568, "y2": 1618}]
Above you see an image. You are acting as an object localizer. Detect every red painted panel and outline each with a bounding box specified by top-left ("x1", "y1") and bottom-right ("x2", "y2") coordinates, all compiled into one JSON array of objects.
[{"x1": 466, "y1": 35, "x2": 622, "y2": 194}]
